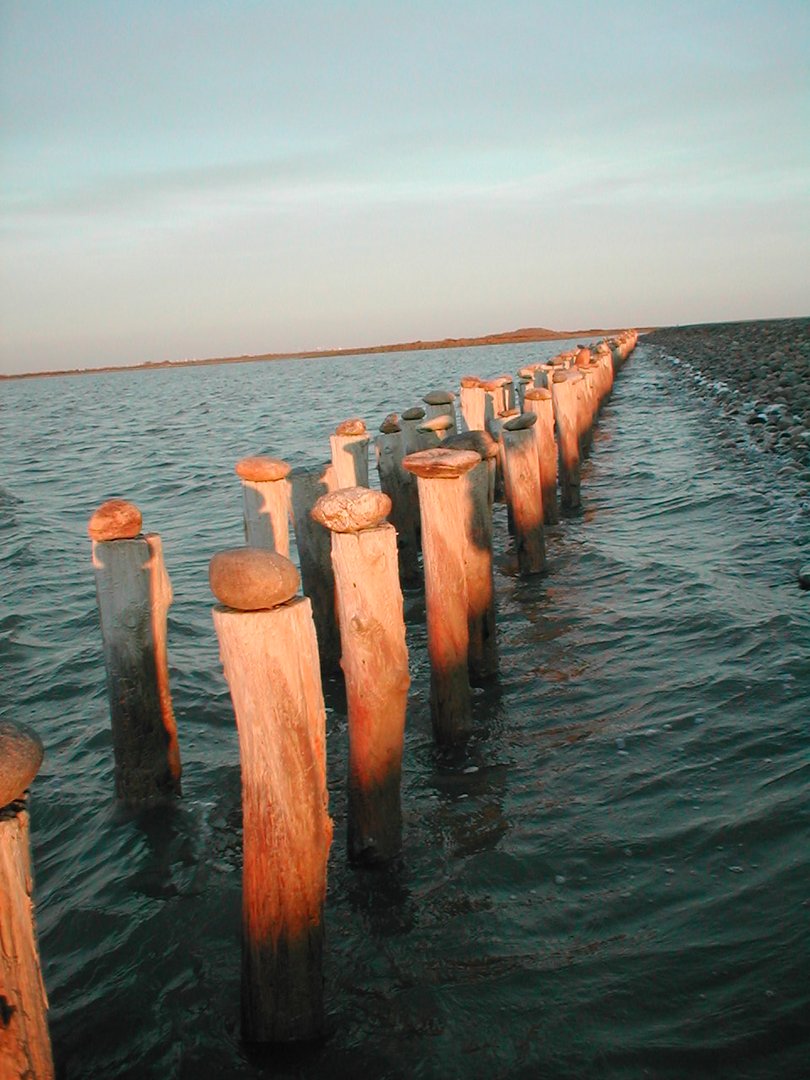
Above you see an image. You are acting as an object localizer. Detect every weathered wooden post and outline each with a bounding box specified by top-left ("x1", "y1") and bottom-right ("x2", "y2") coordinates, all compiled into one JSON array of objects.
[
  {"x1": 210, "y1": 548, "x2": 332, "y2": 1043},
  {"x1": 495, "y1": 374, "x2": 515, "y2": 411},
  {"x1": 236, "y1": 456, "x2": 291, "y2": 556},
  {"x1": 374, "y1": 416, "x2": 420, "y2": 584},
  {"x1": 399, "y1": 406, "x2": 428, "y2": 550},
  {"x1": 0, "y1": 721, "x2": 53, "y2": 1080},
  {"x1": 423, "y1": 390, "x2": 457, "y2": 434},
  {"x1": 516, "y1": 375, "x2": 531, "y2": 410},
  {"x1": 551, "y1": 372, "x2": 582, "y2": 511},
  {"x1": 89, "y1": 499, "x2": 182, "y2": 801},
  {"x1": 403, "y1": 448, "x2": 481, "y2": 745},
  {"x1": 290, "y1": 463, "x2": 341, "y2": 673},
  {"x1": 523, "y1": 387, "x2": 559, "y2": 524},
  {"x1": 330, "y1": 418, "x2": 369, "y2": 488},
  {"x1": 311, "y1": 488, "x2": 410, "y2": 864},
  {"x1": 459, "y1": 376, "x2": 487, "y2": 433},
  {"x1": 501, "y1": 414, "x2": 546, "y2": 575},
  {"x1": 444, "y1": 431, "x2": 499, "y2": 682}
]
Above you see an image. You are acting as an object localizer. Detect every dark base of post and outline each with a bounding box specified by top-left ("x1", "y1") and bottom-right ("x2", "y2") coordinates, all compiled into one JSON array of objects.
[
  {"x1": 242, "y1": 921, "x2": 325, "y2": 1043},
  {"x1": 347, "y1": 766, "x2": 403, "y2": 866},
  {"x1": 430, "y1": 667, "x2": 472, "y2": 746}
]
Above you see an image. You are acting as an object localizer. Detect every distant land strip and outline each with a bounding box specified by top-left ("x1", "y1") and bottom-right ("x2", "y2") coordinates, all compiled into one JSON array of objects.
[{"x1": 1, "y1": 325, "x2": 658, "y2": 381}]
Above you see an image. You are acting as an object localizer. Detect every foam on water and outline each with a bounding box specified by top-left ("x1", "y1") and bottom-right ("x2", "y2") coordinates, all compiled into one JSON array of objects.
[{"x1": 2, "y1": 340, "x2": 808, "y2": 1078}]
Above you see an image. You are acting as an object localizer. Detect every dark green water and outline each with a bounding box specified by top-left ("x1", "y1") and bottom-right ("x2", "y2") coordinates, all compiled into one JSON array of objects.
[{"x1": 2, "y1": 340, "x2": 808, "y2": 1078}]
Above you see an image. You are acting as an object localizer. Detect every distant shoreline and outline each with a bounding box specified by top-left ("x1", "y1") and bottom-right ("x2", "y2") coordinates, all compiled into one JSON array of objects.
[{"x1": 1, "y1": 324, "x2": 656, "y2": 382}]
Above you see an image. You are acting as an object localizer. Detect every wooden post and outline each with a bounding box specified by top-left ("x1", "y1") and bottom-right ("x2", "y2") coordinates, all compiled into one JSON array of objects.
[
  {"x1": 374, "y1": 417, "x2": 420, "y2": 584},
  {"x1": 399, "y1": 407, "x2": 428, "y2": 550},
  {"x1": 210, "y1": 548, "x2": 332, "y2": 1043},
  {"x1": 311, "y1": 488, "x2": 410, "y2": 864},
  {"x1": 403, "y1": 448, "x2": 481, "y2": 745},
  {"x1": 0, "y1": 721, "x2": 53, "y2": 1080},
  {"x1": 330, "y1": 418, "x2": 369, "y2": 488},
  {"x1": 444, "y1": 431, "x2": 499, "y2": 682},
  {"x1": 459, "y1": 376, "x2": 487, "y2": 433},
  {"x1": 290, "y1": 464, "x2": 341, "y2": 673},
  {"x1": 551, "y1": 372, "x2": 582, "y2": 511},
  {"x1": 494, "y1": 374, "x2": 515, "y2": 411},
  {"x1": 501, "y1": 415, "x2": 546, "y2": 575},
  {"x1": 523, "y1": 387, "x2": 559, "y2": 524},
  {"x1": 422, "y1": 390, "x2": 457, "y2": 435},
  {"x1": 235, "y1": 456, "x2": 292, "y2": 556},
  {"x1": 89, "y1": 499, "x2": 181, "y2": 802}
]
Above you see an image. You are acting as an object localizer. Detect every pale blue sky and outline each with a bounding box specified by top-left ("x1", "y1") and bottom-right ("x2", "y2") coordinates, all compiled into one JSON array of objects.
[{"x1": 1, "y1": 0, "x2": 808, "y2": 374}]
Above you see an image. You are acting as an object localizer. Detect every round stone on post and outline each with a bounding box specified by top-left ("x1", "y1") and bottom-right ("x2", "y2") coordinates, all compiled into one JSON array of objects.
[
  {"x1": 312, "y1": 488, "x2": 410, "y2": 864},
  {"x1": 418, "y1": 413, "x2": 454, "y2": 446},
  {"x1": 523, "y1": 387, "x2": 559, "y2": 524},
  {"x1": 210, "y1": 548, "x2": 332, "y2": 1043},
  {"x1": 374, "y1": 419, "x2": 420, "y2": 584},
  {"x1": 0, "y1": 721, "x2": 53, "y2": 1080},
  {"x1": 330, "y1": 418, "x2": 370, "y2": 489},
  {"x1": 89, "y1": 500, "x2": 181, "y2": 802},
  {"x1": 290, "y1": 464, "x2": 341, "y2": 674},
  {"x1": 502, "y1": 414, "x2": 546, "y2": 575},
  {"x1": 402, "y1": 448, "x2": 481, "y2": 745},
  {"x1": 235, "y1": 456, "x2": 292, "y2": 557}
]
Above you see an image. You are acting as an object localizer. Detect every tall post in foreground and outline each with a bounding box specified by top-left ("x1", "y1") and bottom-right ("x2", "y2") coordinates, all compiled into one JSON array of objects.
[
  {"x1": 290, "y1": 464, "x2": 341, "y2": 674},
  {"x1": 330, "y1": 419, "x2": 369, "y2": 488},
  {"x1": 210, "y1": 548, "x2": 332, "y2": 1043},
  {"x1": 236, "y1": 456, "x2": 291, "y2": 556},
  {"x1": 89, "y1": 499, "x2": 182, "y2": 801},
  {"x1": 312, "y1": 488, "x2": 410, "y2": 864},
  {"x1": 375, "y1": 417, "x2": 420, "y2": 584},
  {"x1": 445, "y1": 431, "x2": 499, "y2": 682},
  {"x1": 403, "y1": 448, "x2": 481, "y2": 745},
  {"x1": 0, "y1": 721, "x2": 53, "y2": 1080},
  {"x1": 501, "y1": 415, "x2": 546, "y2": 575},
  {"x1": 523, "y1": 387, "x2": 559, "y2": 524}
]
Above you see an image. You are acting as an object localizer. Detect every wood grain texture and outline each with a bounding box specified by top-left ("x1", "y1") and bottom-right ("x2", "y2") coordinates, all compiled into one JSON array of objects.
[
  {"x1": 551, "y1": 377, "x2": 582, "y2": 511},
  {"x1": 241, "y1": 478, "x2": 291, "y2": 556},
  {"x1": 212, "y1": 597, "x2": 332, "y2": 1042},
  {"x1": 329, "y1": 433, "x2": 369, "y2": 489},
  {"x1": 374, "y1": 431, "x2": 420, "y2": 584},
  {"x1": 0, "y1": 798, "x2": 53, "y2": 1080},
  {"x1": 523, "y1": 393, "x2": 559, "y2": 525},
  {"x1": 290, "y1": 466, "x2": 341, "y2": 674},
  {"x1": 331, "y1": 525, "x2": 410, "y2": 862},
  {"x1": 413, "y1": 475, "x2": 472, "y2": 745},
  {"x1": 502, "y1": 427, "x2": 546, "y2": 575},
  {"x1": 462, "y1": 462, "x2": 498, "y2": 682},
  {"x1": 92, "y1": 536, "x2": 181, "y2": 801}
]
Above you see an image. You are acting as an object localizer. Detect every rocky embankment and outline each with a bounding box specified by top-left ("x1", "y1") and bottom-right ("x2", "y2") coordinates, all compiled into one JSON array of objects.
[{"x1": 644, "y1": 318, "x2": 810, "y2": 473}]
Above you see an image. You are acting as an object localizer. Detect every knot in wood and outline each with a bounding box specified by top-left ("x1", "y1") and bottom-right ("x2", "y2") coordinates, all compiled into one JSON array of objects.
[
  {"x1": 422, "y1": 390, "x2": 455, "y2": 405},
  {"x1": 0, "y1": 720, "x2": 44, "y2": 807},
  {"x1": 209, "y1": 547, "x2": 300, "y2": 611},
  {"x1": 401, "y1": 406, "x2": 425, "y2": 421},
  {"x1": 335, "y1": 418, "x2": 367, "y2": 436},
  {"x1": 310, "y1": 487, "x2": 392, "y2": 532},
  {"x1": 235, "y1": 456, "x2": 291, "y2": 482},
  {"x1": 402, "y1": 448, "x2": 481, "y2": 479},
  {"x1": 504, "y1": 412, "x2": 537, "y2": 431},
  {"x1": 88, "y1": 499, "x2": 142, "y2": 541}
]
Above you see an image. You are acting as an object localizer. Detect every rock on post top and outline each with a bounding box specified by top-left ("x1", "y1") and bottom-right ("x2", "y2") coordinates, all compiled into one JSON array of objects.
[
  {"x1": 209, "y1": 547, "x2": 300, "y2": 611},
  {"x1": 311, "y1": 487, "x2": 392, "y2": 533},
  {"x1": 88, "y1": 499, "x2": 142, "y2": 541}
]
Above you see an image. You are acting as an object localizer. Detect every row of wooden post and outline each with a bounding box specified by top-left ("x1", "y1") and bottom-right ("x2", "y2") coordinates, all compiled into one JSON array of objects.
[{"x1": 2, "y1": 331, "x2": 639, "y2": 1072}]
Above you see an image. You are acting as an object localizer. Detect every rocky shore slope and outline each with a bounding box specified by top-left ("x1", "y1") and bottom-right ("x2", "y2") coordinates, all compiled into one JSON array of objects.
[{"x1": 643, "y1": 318, "x2": 810, "y2": 476}]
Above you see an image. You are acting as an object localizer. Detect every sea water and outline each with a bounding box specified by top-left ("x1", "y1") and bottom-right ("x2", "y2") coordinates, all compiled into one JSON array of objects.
[{"x1": 2, "y1": 339, "x2": 808, "y2": 1078}]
